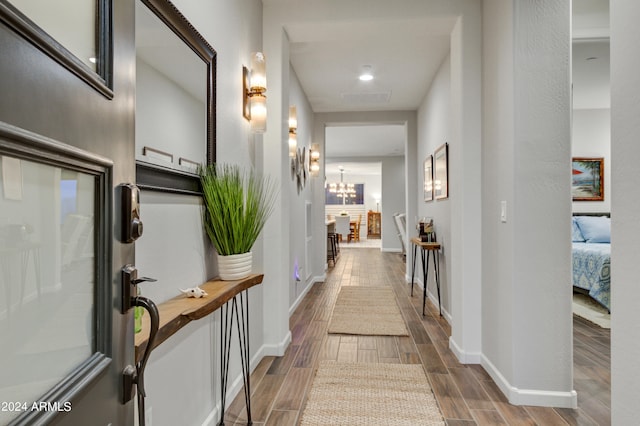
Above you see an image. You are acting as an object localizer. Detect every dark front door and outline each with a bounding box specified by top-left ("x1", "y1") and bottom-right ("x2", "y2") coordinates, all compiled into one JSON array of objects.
[{"x1": 0, "y1": 1, "x2": 135, "y2": 424}]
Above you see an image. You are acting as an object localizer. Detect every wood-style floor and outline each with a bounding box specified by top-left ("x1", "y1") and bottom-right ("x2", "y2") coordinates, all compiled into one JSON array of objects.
[{"x1": 224, "y1": 248, "x2": 610, "y2": 425}]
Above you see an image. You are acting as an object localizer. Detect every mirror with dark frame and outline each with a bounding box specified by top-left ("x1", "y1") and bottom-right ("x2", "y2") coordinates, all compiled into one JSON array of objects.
[{"x1": 135, "y1": 0, "x2": 216, "y2": 195}]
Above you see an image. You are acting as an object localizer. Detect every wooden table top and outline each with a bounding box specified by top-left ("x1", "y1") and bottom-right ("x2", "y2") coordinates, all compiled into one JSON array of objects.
[
  {"x1": 134, "y1": 273, "x2": 264, "y2": 363},
  {"x1": 410, "y1": 237, "x2": 441, "y2": 250}
]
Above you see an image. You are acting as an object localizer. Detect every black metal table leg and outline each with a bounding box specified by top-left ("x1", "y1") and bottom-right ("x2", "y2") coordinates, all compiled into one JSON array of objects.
[
  {"x1": 218, "y1": 290, "x2": 253, "y2": 425},
  {"x1": 423, "y1": 248, "x2": 428, "y2": 316},
  {"x1": 219, "y1": 300, "x2": 232, "y2": 425},
  {"x1": 410, "y1": 243, "x2": 418, "y2": 296},
  {"x1": 433, "y1": 250, "x2": 442, "y2": 316},
  {"x1": 236, "y1": 291, "x2": 252, "y2": 424}
]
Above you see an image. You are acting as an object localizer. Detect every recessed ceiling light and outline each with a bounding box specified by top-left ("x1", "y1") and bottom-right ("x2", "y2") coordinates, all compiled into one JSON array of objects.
[{"x1": 359, "y1": 65, "x2": 374, "y2": 81}]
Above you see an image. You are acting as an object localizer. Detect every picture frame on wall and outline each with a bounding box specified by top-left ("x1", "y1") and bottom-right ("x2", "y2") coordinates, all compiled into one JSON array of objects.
[
  {"x1": 572, "y1": 157, "x2": 604, "y2": 201},
  {"x1": 424, "y1": 155, "x2": 433, "y2": 202},
  {"x1": 434, "y1": 143, "x2": 448, "y2": 200}
]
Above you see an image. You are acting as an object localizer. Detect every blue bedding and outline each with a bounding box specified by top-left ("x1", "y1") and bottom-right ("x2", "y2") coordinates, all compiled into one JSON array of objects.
[{"x1": 572, "y1": 242, "x2": 611, "y2": 311}]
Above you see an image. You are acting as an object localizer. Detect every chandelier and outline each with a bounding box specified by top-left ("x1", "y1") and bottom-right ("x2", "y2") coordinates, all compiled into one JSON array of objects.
[{"x1": 328, "y1": 167, "x2": 356, "y2": 201}]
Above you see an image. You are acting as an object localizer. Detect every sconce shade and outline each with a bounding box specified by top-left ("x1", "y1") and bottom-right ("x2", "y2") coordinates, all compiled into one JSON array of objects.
[
  {"x1": 288, "y1": 105, "x2": 297, "y2": 157},
  {"x1": 309, "y1": 143, "x2": 320, "y2": 177},
  {"x1": 244, "y1": 52, "x2": 267, "y2": 133},
  {"x1": 289, "y1": 106, "x2": 297, "y2": 130},
  {"x1": 288, "y1": 133, "x2": 297, "y2": 158},
  {"x1": 250, "y1": 52, "x2": 266, "y2": 91},
  {"x1": 250, "y1": 93, "x2": 267, "y2": 133}
]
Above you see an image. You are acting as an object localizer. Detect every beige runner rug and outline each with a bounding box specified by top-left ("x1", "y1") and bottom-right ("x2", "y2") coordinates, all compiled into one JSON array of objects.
[
  {"x1": 328, "y1": 286, "x2": 408, "y2": 336},
  {"x1": 300, "y1": 361, "x2": 445, "y2": 425}
]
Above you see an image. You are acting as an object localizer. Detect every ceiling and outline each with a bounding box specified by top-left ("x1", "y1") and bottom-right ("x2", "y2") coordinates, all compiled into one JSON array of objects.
[
  {"x1": 286, "y1": 19, "x2": 454, "y2": 113},
  {"x1": 278, "y1": 0, "x2": 610, "y2": 174},
  {"x1": 281, "y1": 4, "x2": 455, "y2": 174}
]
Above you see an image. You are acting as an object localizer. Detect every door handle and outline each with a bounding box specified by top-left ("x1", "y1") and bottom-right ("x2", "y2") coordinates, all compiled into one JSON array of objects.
[
  {"x1": 122, "y1": 264, "x2": 157, "y2": 313},
  {"x1": 121, "y1": 264, "x2": 159, "y2": 425},
  {"x1": 122, "y1": 294, "x2": 159, "y2": 426}
]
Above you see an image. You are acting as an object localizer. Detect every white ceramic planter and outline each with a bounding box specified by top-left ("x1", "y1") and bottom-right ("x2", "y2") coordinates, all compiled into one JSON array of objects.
[{"x1": 217, "y1": 252, "x2": 252, "y2": 280}]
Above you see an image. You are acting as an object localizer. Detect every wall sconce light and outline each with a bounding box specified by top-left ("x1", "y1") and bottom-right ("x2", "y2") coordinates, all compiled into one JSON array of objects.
[
  {"x1": 288, "y1": 106, "x2": 297, "y2": 159},
  {"x1": 309, "y1": 143, "x2": 320, "y2": 177},
  {"x1": 243, "y1": 52, "x2": 267, "y2": 133}
]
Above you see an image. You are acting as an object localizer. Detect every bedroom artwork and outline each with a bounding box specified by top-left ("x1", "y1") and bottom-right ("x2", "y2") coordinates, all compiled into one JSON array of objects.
[
  {"x1": 434, "y1": 143, "x2": 448, "y2": 200},
  {"x1": 424, "y1": 155, "x2": 433, "y2": 202},
  {"x1": 572, "y1": 157, "x2": 604, "y2": 201}
]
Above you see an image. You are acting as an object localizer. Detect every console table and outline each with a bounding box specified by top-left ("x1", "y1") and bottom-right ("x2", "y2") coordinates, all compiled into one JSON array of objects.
[
  {"x1": 135, "y1": 274, "x2": 264, "y2": 425},
  {"x1": 409, "y1": 238, "x2": 442, "y2": 316}
]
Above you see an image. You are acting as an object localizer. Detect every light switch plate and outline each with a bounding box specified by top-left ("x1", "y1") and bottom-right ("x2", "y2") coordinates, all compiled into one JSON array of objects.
[{"x1": 500, "y1": 201, "x2": 507, "y2": 223}]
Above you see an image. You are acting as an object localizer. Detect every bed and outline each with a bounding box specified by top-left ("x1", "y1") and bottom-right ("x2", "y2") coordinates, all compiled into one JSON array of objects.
[{"x1": 572, "y1": 214, "x2": 611, "y2": 311}]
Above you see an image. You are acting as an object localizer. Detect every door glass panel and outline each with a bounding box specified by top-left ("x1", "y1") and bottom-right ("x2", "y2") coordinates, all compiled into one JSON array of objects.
[
  {"x1": 7, "y1": 0, "x2": 97, "y2": 70},
  {"x1": 0, "y1": 156, "x2": 95, "y2": 424}
]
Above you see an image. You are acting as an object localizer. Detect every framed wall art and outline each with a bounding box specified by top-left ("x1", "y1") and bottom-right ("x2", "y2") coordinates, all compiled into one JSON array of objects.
[
  {"x1": 434, "y1": 143, "x2": 448, "y2": 200},
  {"x1": 572, "y1": 157, "x2": 604, "y2": 201},
  {"x1": 424, "y1": 155, "x2": 433, "y2": 202}
]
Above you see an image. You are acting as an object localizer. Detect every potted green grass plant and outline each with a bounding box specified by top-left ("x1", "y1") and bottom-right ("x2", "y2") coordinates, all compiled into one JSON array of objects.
[{"x1": 199, "y1": 163, "x2": 277, "y2": 280}]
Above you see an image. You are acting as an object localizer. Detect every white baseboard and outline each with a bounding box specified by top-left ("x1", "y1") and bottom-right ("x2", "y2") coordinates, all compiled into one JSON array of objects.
[
  {"x1": 405, "y1": 275, "x2": 575, "y2": 409},
  {"x1": 289, "y1": 276, "x2": 323, "y2": 316},
  {"x1": 481, "y1": 354, "x2": 577, "y2": 408},
  {"x1": 262, "y1": 330, "x2": 291, "y2": 357},
  {"x1": 449, "y1": 336, "x2": 481, "y2": 364}
]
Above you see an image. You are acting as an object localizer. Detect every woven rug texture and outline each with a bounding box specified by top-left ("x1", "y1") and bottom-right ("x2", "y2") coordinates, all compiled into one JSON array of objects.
[
  {"x1": 328, "y1": 286, "x2": 408, "y2": 336},
  {"x1": 300, "y1": 361, "x2": 445, "y2": 425}
]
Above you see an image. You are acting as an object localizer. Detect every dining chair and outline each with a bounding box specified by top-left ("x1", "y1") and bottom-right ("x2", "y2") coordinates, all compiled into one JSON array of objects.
[{"x1": 335, "y1": 215, "x2": 351, "y2": 242}]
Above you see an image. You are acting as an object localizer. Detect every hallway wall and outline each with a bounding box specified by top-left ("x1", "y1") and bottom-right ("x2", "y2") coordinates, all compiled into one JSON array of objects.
[
  {"x1": 288, "y1": 65, "x2": 320, "y2": 310},
  {"x1": 610, "y1": 0, "x2": 640, "y2": 422},
  {"x1": 481, "y1": 0, "x2": 574, "y2": 408},
  {"x1": 416, "y1": 54, "x2": 451, "y2": 318},
  {"x1": 381, "y1": 156, "x2": 406, "y2": 252}
]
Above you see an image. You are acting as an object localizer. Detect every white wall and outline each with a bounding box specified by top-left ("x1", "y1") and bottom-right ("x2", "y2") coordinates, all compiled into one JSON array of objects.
[
  {"x1": 134, "y1": 1, "x2": 264, "y2": 425},
  {"x1": 416, "y1": 54, "x2": 452, "y2": 317},
  {"x1": 482, "y1": 0, "x2": 574, "y2": 408},
  {"x1": 571, "y1": 108, "x2": 611, "y2": 213},
  {"x1": 288, "y1": 65, "x2": 319, "y2": 310},
  {"x1": 610, "y1": 1, "x2": 640, "y2": 422},
  {"x1": 381, "y1": 157, "x2": 406, "y2": 252},
  {"x1": 482, "y1": 0, "x2": 516, "y2": 393}
]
